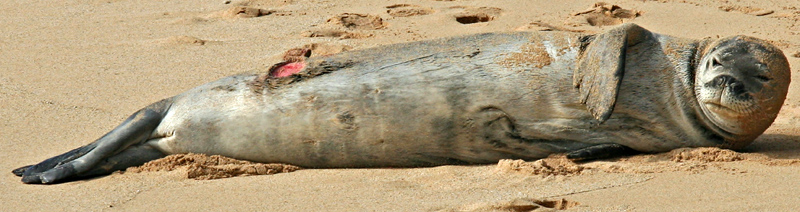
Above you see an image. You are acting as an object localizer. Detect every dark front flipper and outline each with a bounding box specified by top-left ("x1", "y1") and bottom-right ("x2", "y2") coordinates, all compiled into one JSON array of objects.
[
  {"x1": 574, "y1": 23, "x2": 650, "y2": 123},
  {"x1": 566, "y1": 143, "x2": 638, "y2": 161},
  {"x1": 473, "y1": 107, "x2": 593, "y2": 161},
  {"x1": 17, "y1": 102, "x2": 168, "y2": 184}
]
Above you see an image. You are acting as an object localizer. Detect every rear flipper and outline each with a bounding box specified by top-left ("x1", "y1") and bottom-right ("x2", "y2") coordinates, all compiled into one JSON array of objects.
[
  {"x1": 566, "y1": 143, "x2": 638, "y2": 162},
  {"x1": 79, "y1": 145, "x2": 166, "y2": 177},
  {"x1": 12, "y1": 165, "x2": 30, "y2": 177},
  {"x1": 14, "y1": 102, "x2": 169, "y2": 184}
]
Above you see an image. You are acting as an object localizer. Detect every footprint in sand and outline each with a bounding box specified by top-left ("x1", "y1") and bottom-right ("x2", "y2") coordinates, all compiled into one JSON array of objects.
[
  {"x1": 157, "y1": 36, "x2": 212, "y2": 46},
  {"x1": 303, "y1": 13, "x2": 385, "y2": 40},
  {"x1": 386, "y1": 4, "x2": 435, "y2": 17},
  {"x1": 327, "y1": 13, "x2": 386, "y2": 30},
  {"x1": 209, "y1": 6, "x2": 276, "y2": 19},
  {"x1": 291, "y1": 42, "x2": 353, "y2": 58},
  {"x1": 569, "y1": 2, "x2": 641, "y2": 26},
  {"x1": 227, "y1": 0, "x2": 295, "y2": 8},
  {"x1": 718, "y1": 5, "x2": 774, "y2": 16},
  {"x1": 515, "y1": 21, "x2": 586, "y2": 32},
  {"x1": 173, "y1": 3, "x2": 297, "y2": 24},
  {"x1": 454, "y1": 198, "x2": 579, "y2": 211},
  {"x1": 447, "y1": 6, "x2": 503, "y2": 24},
  {"x1": 272, "y1": 42, "x2": 352, "y2": 68},
  {"x1": 301, "y1": 29, "x2": 372, "y2": 39}
]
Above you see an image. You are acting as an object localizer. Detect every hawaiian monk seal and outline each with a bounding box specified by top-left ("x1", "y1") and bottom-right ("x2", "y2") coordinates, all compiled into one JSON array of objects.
[{"x1": 13, "y1": 23, "x2": 790, "y2": 184}]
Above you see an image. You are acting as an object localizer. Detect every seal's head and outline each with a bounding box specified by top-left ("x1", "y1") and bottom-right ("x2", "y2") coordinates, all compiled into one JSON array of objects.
[{"x1": 695, "y1": 36, "x2": 790, "y2": 148}]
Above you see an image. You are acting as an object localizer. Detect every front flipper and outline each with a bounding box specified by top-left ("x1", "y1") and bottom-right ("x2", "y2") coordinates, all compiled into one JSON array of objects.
[
  {"x1": 566, "y1": 143, "x2": 638, "y2": 161},
  {"x1": 574, "y1": 23, "x2": 650, "y2": 123},
  {"x1": 16, "y1": 101, "x2": 169, "y2": 184}
]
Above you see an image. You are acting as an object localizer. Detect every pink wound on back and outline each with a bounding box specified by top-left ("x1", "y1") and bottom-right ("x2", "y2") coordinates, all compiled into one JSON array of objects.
[{"x1": 270, "y1": 62, "x2": 306, "y2": 78}]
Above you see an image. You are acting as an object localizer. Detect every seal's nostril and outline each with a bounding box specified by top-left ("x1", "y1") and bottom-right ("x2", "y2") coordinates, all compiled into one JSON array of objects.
[
  {"x1": 712, "y1": 57, "x2": 722, "y2": 67},
  {"x1": 708, "y1": 75, "x2": 743, "y2": 90},
  {"x1": 730, "y1": 81, "x2": 745, "y2": 93},
  {"x1": 713, "y1": 75, "x2": 729, "y2": 87}
]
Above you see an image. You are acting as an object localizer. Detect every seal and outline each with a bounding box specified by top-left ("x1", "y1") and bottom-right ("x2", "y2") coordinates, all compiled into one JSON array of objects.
[{"x1": 13, "y1": 23, "x2": 790, "y2": 184}]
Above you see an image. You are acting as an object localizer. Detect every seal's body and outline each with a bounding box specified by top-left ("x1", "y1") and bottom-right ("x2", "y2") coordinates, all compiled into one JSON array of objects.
[
  {"x1": 159, "y1": 31, "x2": 701, "y2": 166},
  {"x1": 15, "y1": 24, "x2": 791, "y2": 184}
]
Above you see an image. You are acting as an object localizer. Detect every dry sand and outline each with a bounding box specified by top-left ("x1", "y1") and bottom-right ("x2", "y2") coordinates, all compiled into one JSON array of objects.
[{"x1": 3, "y1": 0, "x2": 800, "y2": 211}]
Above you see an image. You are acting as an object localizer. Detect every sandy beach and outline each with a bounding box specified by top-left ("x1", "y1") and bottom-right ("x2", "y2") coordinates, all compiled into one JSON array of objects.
[{"x1": 3, "y1": 0, "x2": 800, "y2": 211}]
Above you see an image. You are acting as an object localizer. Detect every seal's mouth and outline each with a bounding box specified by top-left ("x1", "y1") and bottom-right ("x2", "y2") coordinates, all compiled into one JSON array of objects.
[
  {"x1": 702, "y1": 101, "x2": 740, "y2": 117},
  {"x1": 698, "y1": 72, "x2": 757, "y2": 119},
  {"x1": 700, "y1": 83, "x2": 755, "y2": 118}
]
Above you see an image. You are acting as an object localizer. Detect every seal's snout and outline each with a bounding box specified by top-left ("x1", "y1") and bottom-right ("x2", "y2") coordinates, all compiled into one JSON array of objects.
[{"x1": 706, "y1": 75, "x2": 748, "y2": 98}]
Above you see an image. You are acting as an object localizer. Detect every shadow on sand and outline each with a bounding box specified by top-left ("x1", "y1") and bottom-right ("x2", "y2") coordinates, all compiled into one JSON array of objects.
[{"x1": 742, "y1": 134, "x2": 800, "y2": 159}]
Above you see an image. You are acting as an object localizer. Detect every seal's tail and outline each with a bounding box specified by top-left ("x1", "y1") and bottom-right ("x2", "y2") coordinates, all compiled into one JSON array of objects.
[{"x1": 14, "y1": 99, "x2": 172, "y2": 184}]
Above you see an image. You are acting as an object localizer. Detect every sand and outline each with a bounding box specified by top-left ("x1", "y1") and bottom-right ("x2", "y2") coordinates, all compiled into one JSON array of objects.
[
  {"x1": 3, "y1": 0, "x2": 800, "y2": 211},
  {"x1": 126, "y1": 153, "x2": 300, "y2": 180}
]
